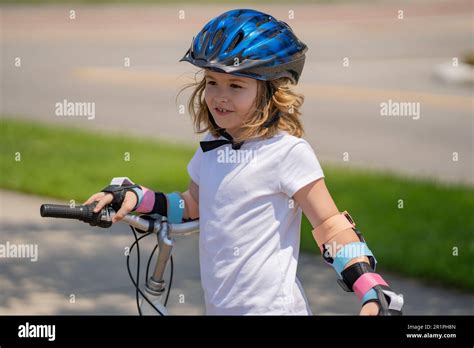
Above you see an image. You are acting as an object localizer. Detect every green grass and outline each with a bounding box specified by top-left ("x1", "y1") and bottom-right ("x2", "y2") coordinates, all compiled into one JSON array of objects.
[
  {"x1": 0, "y1": 117, "x2": 195, "y2": 200},
  {"x1": 1, "y1": 117, "x2": 473, "y2": 292}
]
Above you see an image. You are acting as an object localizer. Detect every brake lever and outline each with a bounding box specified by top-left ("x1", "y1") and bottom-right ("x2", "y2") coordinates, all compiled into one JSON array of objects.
[{"x1": 86, "y1": 202, "x2": 113, "y2": 228}]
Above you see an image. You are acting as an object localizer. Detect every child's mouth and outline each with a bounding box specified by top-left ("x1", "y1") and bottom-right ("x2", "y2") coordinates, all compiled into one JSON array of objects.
[{"x1": 214, "y1": 107, "x2": 234, "y2": 116}]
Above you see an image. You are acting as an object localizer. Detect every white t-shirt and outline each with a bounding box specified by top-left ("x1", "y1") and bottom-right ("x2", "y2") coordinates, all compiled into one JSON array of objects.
[{"x1": 187, "y1": 130, "x2": 324, "y2": 315}]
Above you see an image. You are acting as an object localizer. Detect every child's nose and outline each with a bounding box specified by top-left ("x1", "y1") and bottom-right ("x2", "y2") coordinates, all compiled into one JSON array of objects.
[{"x1": 216, "y1": 94, "x2": 229, "y2": 103}]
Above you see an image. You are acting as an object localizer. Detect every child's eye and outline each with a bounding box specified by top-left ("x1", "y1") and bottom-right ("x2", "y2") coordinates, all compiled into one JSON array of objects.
[{"x1": 205, "y1": 80, "x2": 242, "y2": 89}]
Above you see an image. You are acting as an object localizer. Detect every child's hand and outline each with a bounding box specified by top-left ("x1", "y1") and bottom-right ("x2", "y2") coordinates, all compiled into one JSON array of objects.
[
  {"x1": 83, "y1": 191, "x2": 137, "y2": 223},
  {"x1": 359, "y1": 301, "x2": 379, "y2": 315}
]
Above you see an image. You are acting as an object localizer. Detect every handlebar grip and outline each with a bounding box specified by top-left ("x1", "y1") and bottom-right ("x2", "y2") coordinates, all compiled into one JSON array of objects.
[
  {"x1": 40, "y1": 204, "x2": 93, "y2": 220},
  {"x1": 40, "y1": 203, "x2": 112, "y2": 228}
]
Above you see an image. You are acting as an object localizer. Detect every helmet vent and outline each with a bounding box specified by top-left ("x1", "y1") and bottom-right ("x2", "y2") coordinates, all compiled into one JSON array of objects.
[
  {"x1": 199, "y1": 30, "x2": 207, "y2": 48},
  {"x1": 255, "y1": 16, "x2": 271, "y2": 27},
  {"x1": 212, "y1": 28, "x2": 223, "y2": 47},
  {"x1": 227, "y1": 31, "x2": 244, "y2": 52}
]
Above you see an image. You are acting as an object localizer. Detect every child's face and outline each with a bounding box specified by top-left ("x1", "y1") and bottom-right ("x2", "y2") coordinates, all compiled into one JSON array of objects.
[{"x1": 204, "y1": 70, "x2": 258, "y2": 137}]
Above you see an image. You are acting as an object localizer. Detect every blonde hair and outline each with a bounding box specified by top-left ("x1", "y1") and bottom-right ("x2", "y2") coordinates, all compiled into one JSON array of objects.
[{"x1": 177, "y1": 70, "x2": 305, "y2": 144}]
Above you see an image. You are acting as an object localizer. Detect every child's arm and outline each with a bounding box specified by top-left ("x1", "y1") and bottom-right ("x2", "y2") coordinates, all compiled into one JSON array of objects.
[
  {"x1": 133, "y1": 179, "x2": 199, "y2": 222},
  {"x1": 293, "y1": 178, "x2": 369, "y2": 268},
  {"x1": 181, "y1": 180, "x2": 199, "y2": 220},
  {"x1": 88, "y1": 177, "x2": 199, "y2": 223},
  {"x1": 293, "y1": 178, "x2": 404, "y2": 315}
]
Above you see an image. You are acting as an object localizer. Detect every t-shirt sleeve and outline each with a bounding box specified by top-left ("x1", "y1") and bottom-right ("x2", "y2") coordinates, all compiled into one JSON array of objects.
[
  {"x1": 279, "y1": 140, "x2": 325, "y2": 198},
  {"x1": 187, "y1": 133, "x2": 213, "y2": 185},
  {"x1": 187, "y1": 146, "x2": 203, "y2": 186}
]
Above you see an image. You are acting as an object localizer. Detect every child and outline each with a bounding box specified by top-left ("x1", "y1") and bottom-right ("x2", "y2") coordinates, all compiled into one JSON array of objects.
[{"x1": 84, "y1": 9, "x2": 404, "y2": 315}]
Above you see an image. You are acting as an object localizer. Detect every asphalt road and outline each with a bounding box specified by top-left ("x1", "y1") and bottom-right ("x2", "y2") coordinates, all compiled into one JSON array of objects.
[{"x1": 1, "y1": 0, "x2": 473, "y2": 184}]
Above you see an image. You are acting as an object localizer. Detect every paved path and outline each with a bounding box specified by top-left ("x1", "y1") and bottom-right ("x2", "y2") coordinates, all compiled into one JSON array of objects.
[{"x1": 1, "y1": 190, "x2": 473, "y2": 315}]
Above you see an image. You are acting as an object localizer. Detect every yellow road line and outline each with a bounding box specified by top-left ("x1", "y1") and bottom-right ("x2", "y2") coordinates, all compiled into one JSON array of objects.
[
  {"x1": 73, "y1": 67, "x2": 183, "y2": 86},
  {"x1": 73, "y1": 67, "x2": 473, "y2": 111},
  {"x1": 299, "y1": 83, "x2": 472, "y2": 111}
]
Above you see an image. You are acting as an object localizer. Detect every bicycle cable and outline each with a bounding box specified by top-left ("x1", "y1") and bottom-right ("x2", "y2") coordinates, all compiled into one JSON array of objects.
[
  {"x1": 126, "y1": 225, "x2": 174, "y2": 315},
  {"x1": 126, "y1": 228, "x2": 163, "y2": 315}
]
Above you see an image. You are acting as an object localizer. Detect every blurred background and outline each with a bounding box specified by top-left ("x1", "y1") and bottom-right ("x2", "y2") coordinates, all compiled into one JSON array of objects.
[{"x1": 1, "y1": 0, "x2": 473, "y2": 315}]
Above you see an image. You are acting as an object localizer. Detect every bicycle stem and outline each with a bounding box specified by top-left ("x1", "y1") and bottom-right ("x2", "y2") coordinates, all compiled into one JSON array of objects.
[{"x1": 146, "y1": 218, "x2": 175, "y2": 296}]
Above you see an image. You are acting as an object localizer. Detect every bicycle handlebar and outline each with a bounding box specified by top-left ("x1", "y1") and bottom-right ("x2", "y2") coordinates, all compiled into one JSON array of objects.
[{"x1": 40, "y1": 203, "x2": 200, "y2": 236}]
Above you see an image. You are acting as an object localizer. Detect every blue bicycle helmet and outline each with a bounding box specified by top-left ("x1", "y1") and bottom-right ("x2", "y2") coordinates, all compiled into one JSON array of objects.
[{"x1": 180, "y1": 9, "x2": 308, "y2": 84}]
